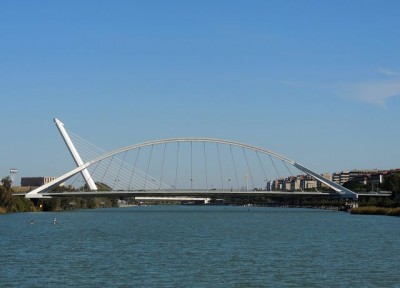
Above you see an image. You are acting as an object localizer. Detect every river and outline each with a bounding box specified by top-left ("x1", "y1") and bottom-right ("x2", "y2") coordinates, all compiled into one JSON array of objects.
[{"x1": 1, "y1": 206, "x2": 399, "y2": 287}]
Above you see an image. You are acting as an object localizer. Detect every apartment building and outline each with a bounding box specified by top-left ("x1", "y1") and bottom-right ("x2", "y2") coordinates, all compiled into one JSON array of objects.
[{"x1": 21, "y1": 177, "x2": 57, "y2": 187}]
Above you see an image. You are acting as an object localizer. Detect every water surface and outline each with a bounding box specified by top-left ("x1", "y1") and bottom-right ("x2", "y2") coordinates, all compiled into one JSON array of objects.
[{"x1": 1, "y1": 206, "x2": 399, "y2": 287}]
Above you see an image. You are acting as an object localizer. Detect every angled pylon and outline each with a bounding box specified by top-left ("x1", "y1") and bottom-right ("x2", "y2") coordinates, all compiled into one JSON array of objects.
[{"x1": 54, "y1": 118, "x2": 98, "y2": 190}]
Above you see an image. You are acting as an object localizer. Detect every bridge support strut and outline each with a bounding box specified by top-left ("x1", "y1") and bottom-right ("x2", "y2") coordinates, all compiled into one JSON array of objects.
[{"x1": 54, "y1": 118, "x2": 97, "y2": 190}]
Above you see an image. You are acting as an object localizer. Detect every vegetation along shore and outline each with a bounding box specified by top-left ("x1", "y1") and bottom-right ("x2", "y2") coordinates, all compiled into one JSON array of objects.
[{"x1": 1, "y1": 171, "x2": 400, "y2": 215}]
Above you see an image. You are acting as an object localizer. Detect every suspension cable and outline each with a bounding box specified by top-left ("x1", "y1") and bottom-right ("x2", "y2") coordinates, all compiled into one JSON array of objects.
[
  {"x1": 100, "y1": 155, "x2": 114, "y2": 184},
  {"x1": 59, "y1": 134, "x2": 316, "y2": 193},
  {"x1": 230, "y1": 145, "x2": 240, "y2": 191},
  {"x1": 217, "y1": 143, "x2": 224, "y2": 190},
  {"x1": 67, "y1": 128, "x2": 171, "y2": 190},
  {"x1": 190, "y1": 142, "x2": 193, "y2": 190},
  {"x1": 175, "y1": 142, "x2": 179, "y2": 190},
  {"x1": 282, "y1": 160, "x2": 304, "y2": 192},
  {"x1": 69, "y1": 172, "x2": 81, "y2": 188},
  {"x1": 243, "y1": 148, "x2": 255, "y2": 190},
  {"x1": 159, "y1": 143, "x2": 167, "y2": 190},
  {"x1": 203, "y1": 142, "x2": 209, "y2": 190},
  {"x1": 90, "y1": 159, "x2": 101, "y2": 179},
  {"x1": 283, "y1": 160, "x2": 294, "y2": 177},
  {"x1": 143, "y1": 145, "x2": 154, "y2": 190},
  {"x1": 269, "y1": 154, "x2": 281, "y2": 179},
  {"x1": 256, "y1": 151, "x2": 268, "y2": 189},
  {"x1": 128, "y1": 147, "x2": 141, "y2": 190},
  {"x1": 113, "y1": 151, "x2": 127, "y2": 190}
]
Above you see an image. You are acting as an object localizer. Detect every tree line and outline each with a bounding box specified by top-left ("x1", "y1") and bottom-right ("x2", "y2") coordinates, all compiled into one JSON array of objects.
[
  {"x1": 0, "y1": 177, "x2": 35, "y2": 213},
  {"x1": 1, "y1": 172, "x2": 400, "y2": 213},
  {"x1": 0, "y1": 177, "x2": 118, "y2": 213},
  {"x1": 343, "y1": 172, "x2": 400, "y2": 207}
]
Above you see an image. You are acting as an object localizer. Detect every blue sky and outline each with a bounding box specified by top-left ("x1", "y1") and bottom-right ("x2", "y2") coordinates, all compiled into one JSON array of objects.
[{"x1": 1, "y1": 0, "x2": 400, "y2": 183}]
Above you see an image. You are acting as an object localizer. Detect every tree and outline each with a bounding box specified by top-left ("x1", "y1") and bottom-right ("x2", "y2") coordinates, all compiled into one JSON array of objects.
[
  {"x1": 1, "y1": 176, "x2": 35, "y2": 213},
  {"x1": 1, "y1": 176, "x2": 12, "y2": 191},
  {"x1": 0, "y1": 185, "x2": 12, "y2": 209},
  {"x1": 0, "y1": 177, "x2": 13, "y2": 210},
  {"x1": 343, "y1": 181, "x2": 368, "y2": 192},
  {"x1": 382, "y1": 172, "x2": 400, "y2": 200}
]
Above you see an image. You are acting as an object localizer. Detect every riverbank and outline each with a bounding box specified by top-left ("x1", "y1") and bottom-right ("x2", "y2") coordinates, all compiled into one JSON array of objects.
[{"x1": 351, "y1": 206, "x2": 400, "y2": 216}]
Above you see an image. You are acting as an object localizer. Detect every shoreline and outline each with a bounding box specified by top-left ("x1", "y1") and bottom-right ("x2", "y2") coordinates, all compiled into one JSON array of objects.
[{"x1": 350, "y1": 206, "x2": 400, "y2": 216}]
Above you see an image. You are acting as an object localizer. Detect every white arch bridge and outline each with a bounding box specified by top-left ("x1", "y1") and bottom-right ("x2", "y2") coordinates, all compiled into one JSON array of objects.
[{"x1": 24, "y1": 124, "x2": 358, "y2": 200}]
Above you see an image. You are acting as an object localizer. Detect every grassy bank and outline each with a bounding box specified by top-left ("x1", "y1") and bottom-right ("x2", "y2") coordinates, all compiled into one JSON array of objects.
[{"x1": 350, "y1": 206, "x2": 400, "y2": 216}]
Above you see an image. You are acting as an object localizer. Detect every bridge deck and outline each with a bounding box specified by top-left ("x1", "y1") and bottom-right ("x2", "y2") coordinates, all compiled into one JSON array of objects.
[
  {"x1": 15, "y1": 190, "x2": 341, "y2": 198},
  {"x1": 14, "y1": 190, "x2": 391, "y2": 198}
]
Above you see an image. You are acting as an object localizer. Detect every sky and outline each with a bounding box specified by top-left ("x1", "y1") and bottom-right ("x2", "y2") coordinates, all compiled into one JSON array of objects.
[{"x1": 1, "y1": 0, "x2": 400, "y2": 184}]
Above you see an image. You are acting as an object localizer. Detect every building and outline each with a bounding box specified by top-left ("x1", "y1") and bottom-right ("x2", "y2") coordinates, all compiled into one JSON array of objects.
[
  {"x1": 282, "y1": 176, "x2": 302, "y2": 191},
  {"x1": 21, "y1": 177, "x2": 57, "y2": 187},
  {"x1": 318, "y1": 173, "x2": 332, "y2": 188},
  {"x1": 267, "y1": 168, "x2": 399, "y2": 193},
  {"x1": 266, "y1": 180, "x2": 282, "y2": 191},
  {"x1": 291, "y1": 178, "x2": 302, "y2": 191},
  {"x1": 303, "y1": 179, "x2": 318, "y2": 189},
  {"x1": 332, "y1": 171, "x2": 349, "y2": 185},
  {"x1": 331, "y1": 169, "x2": 400, "y2": 192}
]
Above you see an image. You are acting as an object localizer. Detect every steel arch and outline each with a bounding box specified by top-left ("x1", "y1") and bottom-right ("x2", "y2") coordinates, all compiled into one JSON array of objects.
[{"x1": 25, "y1": 137, "x2": 357, "y2": 199}]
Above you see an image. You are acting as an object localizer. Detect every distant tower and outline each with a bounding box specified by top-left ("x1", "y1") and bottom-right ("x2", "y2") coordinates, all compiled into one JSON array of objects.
[{"x1": 9, "y1": 168, "x2": 18, "y2": 187}]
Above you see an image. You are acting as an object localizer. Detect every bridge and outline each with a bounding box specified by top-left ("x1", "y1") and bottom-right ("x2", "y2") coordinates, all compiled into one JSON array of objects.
[{"x1": 20, "y1": 118, "x2": 375, "y2": 202}]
